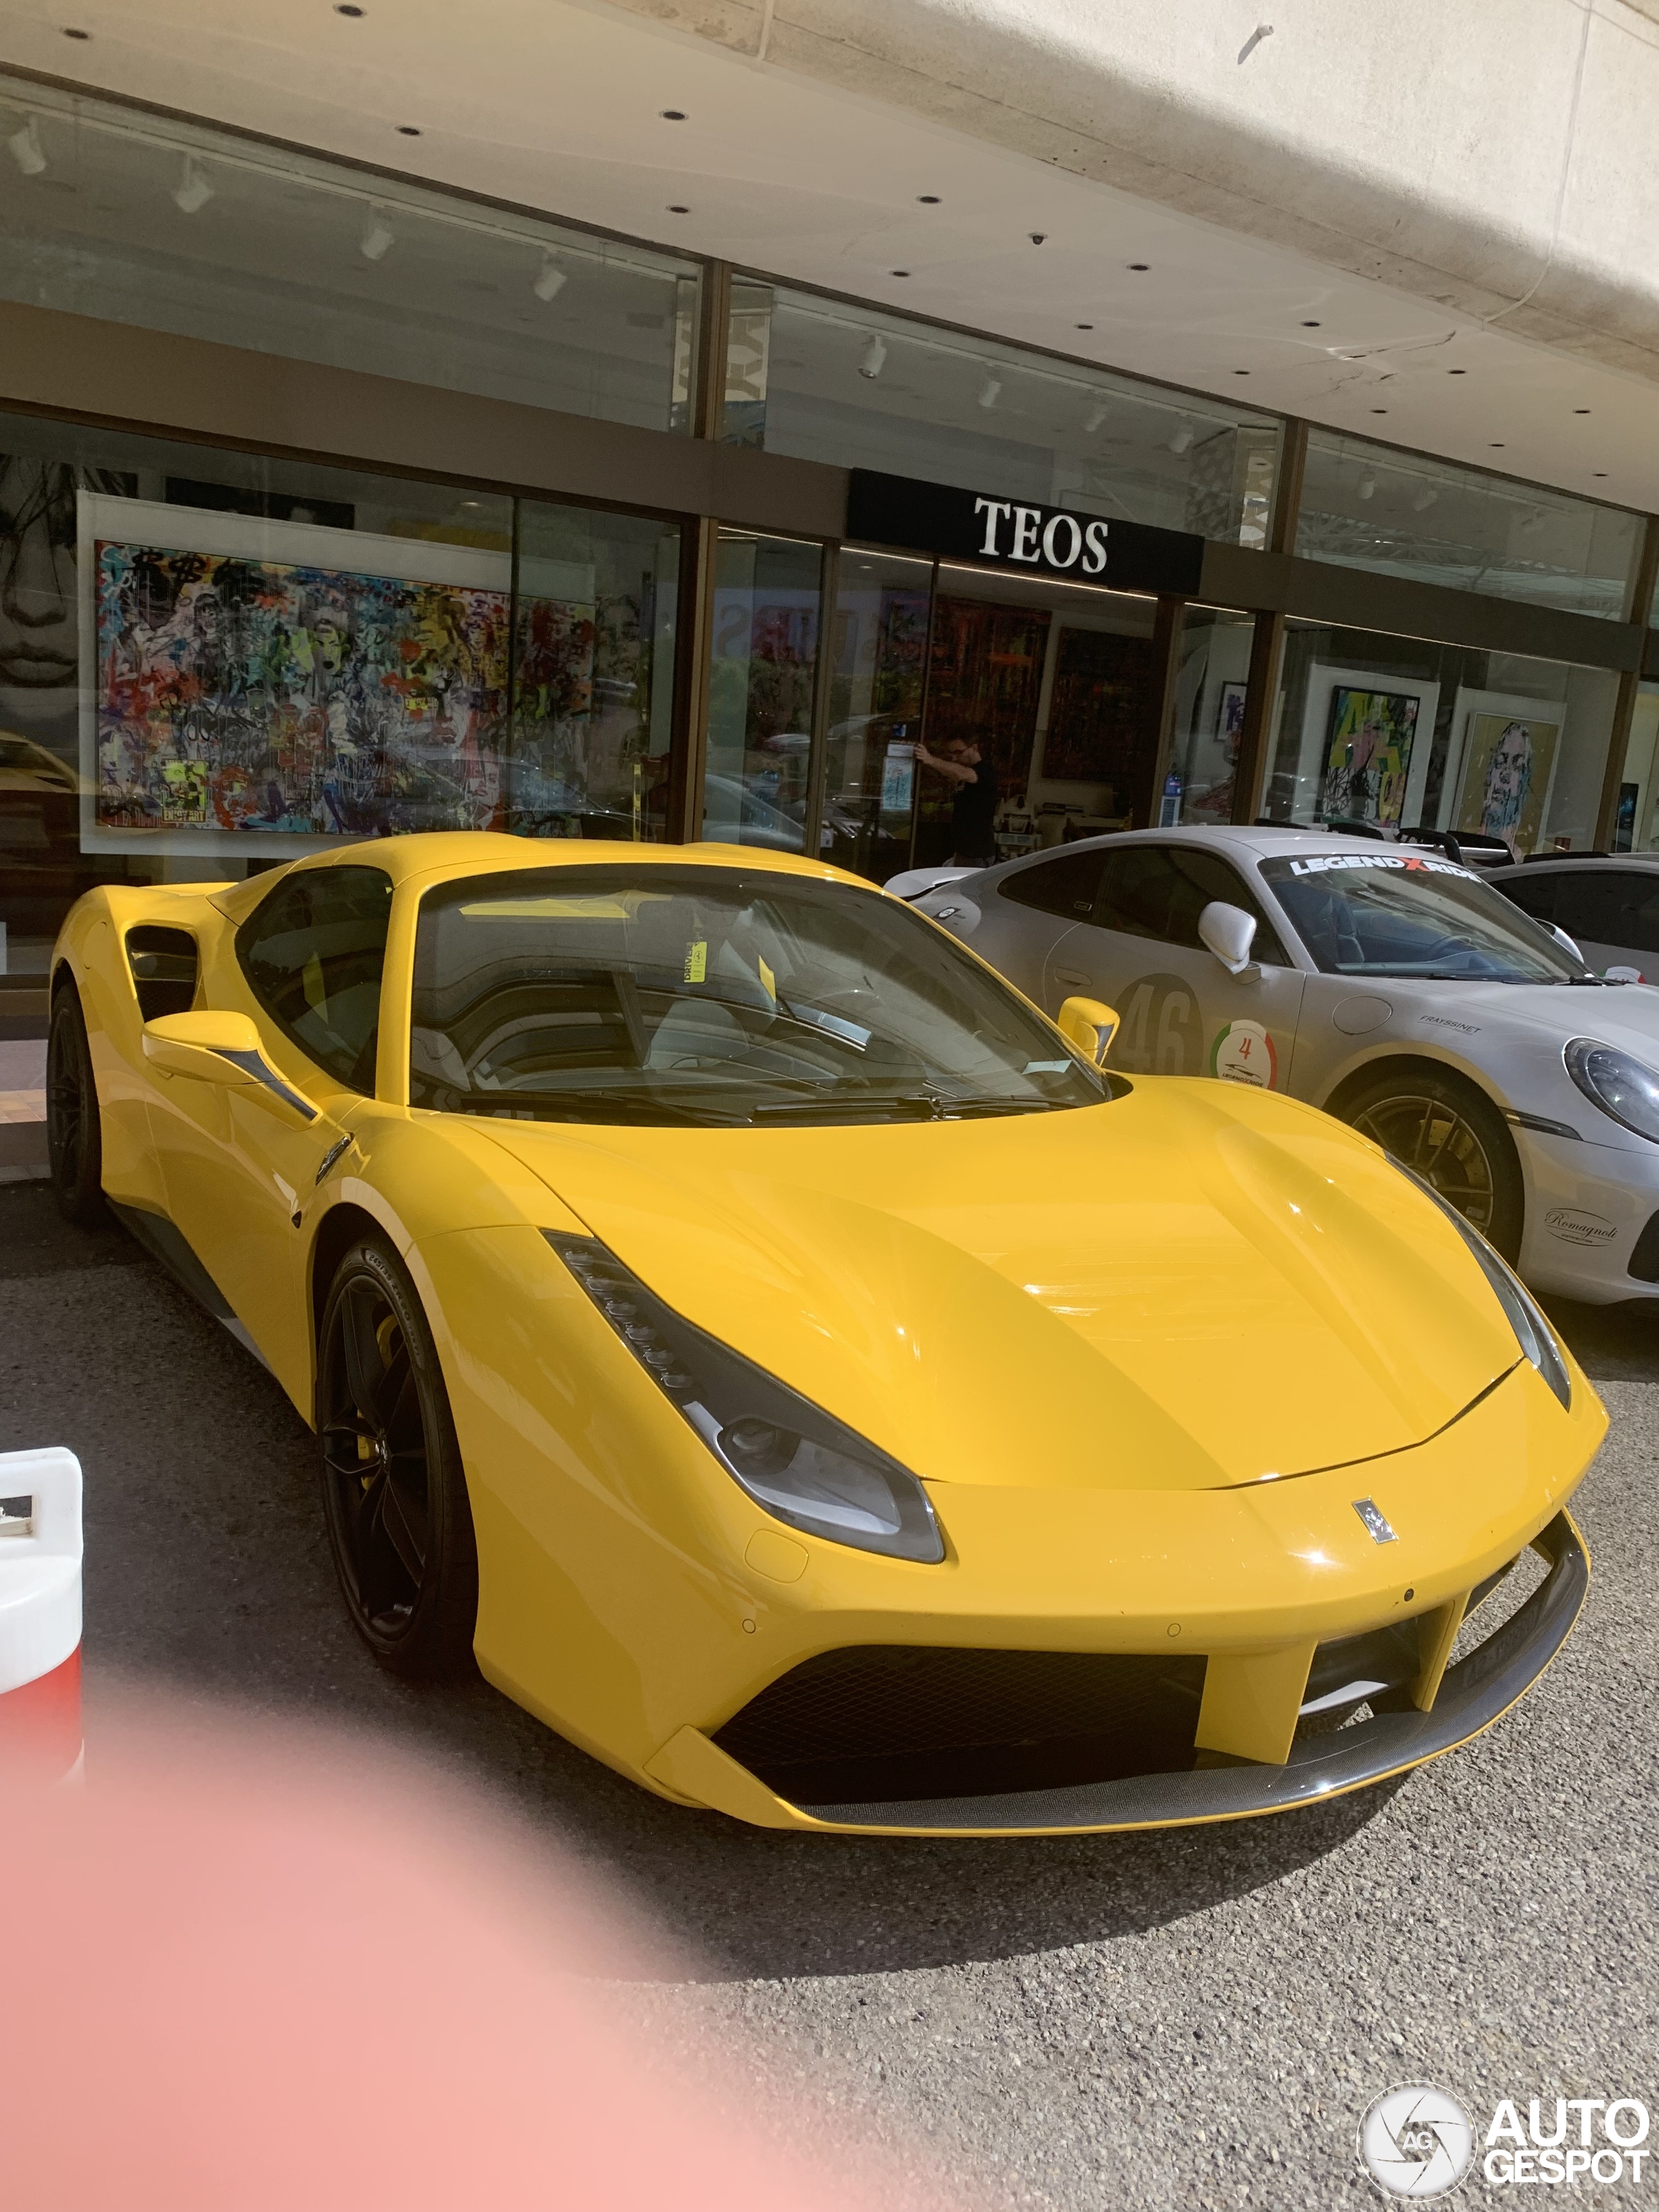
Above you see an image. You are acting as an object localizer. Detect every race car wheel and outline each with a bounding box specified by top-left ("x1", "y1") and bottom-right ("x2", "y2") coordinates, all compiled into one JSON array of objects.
[
  {"x1": 46, "y1": 980, "x2": 106, "y2": 1228},
  {"x1": 1340, "y1": 1067, "x2": 1523, "y2": 1261},
  {"x1": 318, "y1": 1235, "x2": 479, "y2": 1681}
]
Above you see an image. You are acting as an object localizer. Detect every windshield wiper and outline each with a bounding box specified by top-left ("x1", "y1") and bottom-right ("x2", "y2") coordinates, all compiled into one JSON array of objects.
[
  {"x1": 455, "y1": 1089, "x2": 747, "y2": 1128},
  {"x1": 749, "y1": 1091, "x2": 1073, "y2": 1124}
]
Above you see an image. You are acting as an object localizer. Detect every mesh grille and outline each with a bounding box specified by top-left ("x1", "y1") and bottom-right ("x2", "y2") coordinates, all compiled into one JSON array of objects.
[
  {"x1": 1630, "y1": 1210, "x2": 1659, "y2": 1283},
  {"x1": 713, "y1": 1644, "x2": 1206, "y2": 1806}
]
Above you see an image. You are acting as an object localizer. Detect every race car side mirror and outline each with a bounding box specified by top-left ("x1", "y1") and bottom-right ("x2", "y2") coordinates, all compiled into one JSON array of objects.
[
  {"x1": 1198, "y1": 900, "x2": 1259, "y2": 977},
  {"x1": 1057, "y1": 996, "x2": 1119, "y2": 1067},
  {"x1": 142, "y1": 1011, "x2": 319, "y2": 1123}
]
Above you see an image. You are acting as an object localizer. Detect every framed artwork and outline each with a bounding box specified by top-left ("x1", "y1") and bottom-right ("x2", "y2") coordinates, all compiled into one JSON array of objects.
[
  {"x1": 1038, "y1": 625, "x2": 1157, "y2": 787},
  {"x1": 1321, "y1": 686, "x2": 1419, "y2": 827},
  {"x1": 78, "y1": 493, "x2": 512, "y2": 857},
  {"x1": 1448, "y1": 704, "x2": 1562, "y2": 854},
  {"x1": 1295, "y1": 664, "x2": 1439, "y2": 829},
  {"x1": 1217, "y1": 680, "x2": 1247, "y2": 743}
]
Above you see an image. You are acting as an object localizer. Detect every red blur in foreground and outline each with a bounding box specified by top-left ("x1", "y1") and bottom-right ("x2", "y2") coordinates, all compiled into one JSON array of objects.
[{"x1": 2, "y1": 1704, "x2": 953, "y2": 2212}]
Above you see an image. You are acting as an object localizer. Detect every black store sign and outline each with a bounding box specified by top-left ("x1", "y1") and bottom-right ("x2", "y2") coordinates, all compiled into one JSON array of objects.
[{"x1": 845, "y1": 468, "x2": 1205, "y2": 596}]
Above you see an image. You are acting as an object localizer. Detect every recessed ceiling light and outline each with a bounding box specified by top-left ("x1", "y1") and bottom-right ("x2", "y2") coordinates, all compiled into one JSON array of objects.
[
  {"x1": 660, "y1": 110, "x2": 686, "y2": 120},
  {"x1": 62, "y1": 25, "x2": 89, "y2": 38},
  {"x1": 1574, "y1": 408, "x2": 1591, "y2": 415},
  {"x1": 334, "y1": 3, "x2": 365, "y2": 14},
  {"x1": 1371, "y1": 408, "x2": 1387, "y2": 414},
  {"x1": 1490, "y1": 441, "x2": 1505, "y2": 448},
  {"x1": 1128, "y1": 262, "x2": 1149, "y2": 272},
  {"x1": 890, "y1": 270, "x2": 910, "y2": 278},
  {"x1": 1301, "y1": 320, "x2": 1321, "y2": 328},
  {"x1": 918, "y1": 194, "x2": 940, "y2": 204},
  {"x1": 1075, "y1": 322, "x2": 1093, "y2": 331},
  {"x1": 667, "y1": 204, "x2": 690, "y2": 214},
  {"x1": 396, "y1": 124, "x2": 421, "y2": 135},
  {"x1": 1594, "y1": 471, "x2": 1608, "y2": 478},
  {"x1": 1448, "y1": 368, "x2": 1467, "y2": 375},
  {"x1": 1234, "y1": 369, "x2": 1250, "y2": 376}
]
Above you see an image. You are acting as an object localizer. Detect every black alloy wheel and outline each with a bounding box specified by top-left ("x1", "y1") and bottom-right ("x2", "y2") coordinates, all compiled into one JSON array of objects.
[
  {"x1": 46, "y1": 980, "x2": 106, "y2": 1226},
  {"x1": 1341, "y1": 1067, "x2": 1523, "y2": 1261},
  {"x1": 317, "y1": 1235, "x2": 478, "y2": 1679}
]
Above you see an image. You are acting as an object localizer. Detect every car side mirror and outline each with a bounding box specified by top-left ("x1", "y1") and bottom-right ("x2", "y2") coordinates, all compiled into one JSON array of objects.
[
  {"x1": 1546, "y1": 922, "x2": 1584, "y2": 964},
  {"x1": 1198, "y1": 900, "x2": 1260, "y2": 977},
  {"x1": 1057, "y1": 995, "x2": 1119, "y2": 1067},
  {"x1": 142, "y1": 1011, "x2": 319, "y2": 1123}
]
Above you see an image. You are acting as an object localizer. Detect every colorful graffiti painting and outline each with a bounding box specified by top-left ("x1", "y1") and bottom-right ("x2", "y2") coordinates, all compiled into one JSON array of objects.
[{"x1": 94, "y1": 540, "x2": 511, "y2": 835}]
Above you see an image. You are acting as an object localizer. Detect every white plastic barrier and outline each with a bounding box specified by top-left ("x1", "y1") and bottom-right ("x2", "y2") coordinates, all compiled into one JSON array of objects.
[{"x1": 0, "y1": 1448, "x2": 83, "y2": 1781}]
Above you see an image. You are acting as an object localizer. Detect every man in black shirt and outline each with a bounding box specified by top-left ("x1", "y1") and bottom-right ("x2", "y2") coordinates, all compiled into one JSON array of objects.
[{"x1": 916, "y1": 734, "x2": 999, "y2": 863}]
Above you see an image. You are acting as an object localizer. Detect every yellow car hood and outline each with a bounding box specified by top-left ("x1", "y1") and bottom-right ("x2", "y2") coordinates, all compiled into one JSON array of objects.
[{"x1": 473, "y1": 1080, "x2": 1520, "y2": 1494}]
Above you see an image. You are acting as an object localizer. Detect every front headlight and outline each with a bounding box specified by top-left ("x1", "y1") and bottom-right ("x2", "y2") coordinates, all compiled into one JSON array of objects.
[
  {"x1": 546, "y1": 1233, "x2": 946, "y2": 1564},
  {"x1": 1564, "y1": 1036, "x2": 1659, "y2": 1143},
  {"x1": 1389, "y1": 1163, "x2": 1571, "y2": 1412}
]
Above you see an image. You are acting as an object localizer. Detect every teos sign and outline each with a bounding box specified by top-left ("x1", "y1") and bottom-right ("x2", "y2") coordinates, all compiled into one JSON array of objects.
[{"x1": 844, "y1": 469, "x2": 1206, "y2": 595}]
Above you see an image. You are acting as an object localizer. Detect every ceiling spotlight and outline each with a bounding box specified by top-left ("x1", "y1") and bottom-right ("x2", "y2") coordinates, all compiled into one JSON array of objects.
[
  {"x1": 532, "y1": 252, "x2": 566, "y2": 301},
  {"x1": 7, "y1": 117, "x2": 45, "y2": 176},
  {"x1": 1168, "y1": 425, "x2": 1194, "y2": 456},
  {"x1": 1029, "y1": 233, "x2": 1047, "y2": 245},
  {"x1": 172, "y1": 155, "x2": 214, "y2": 215},
  {"x1": 978, "y1": 373, "x2": 1003, "y2": 410},
  {"x1": 1085, "y1": 401, "x2": 1109, "y2": 433},
  {"x1": 1411, "y1": 484, "x2": 1438, "y2": 513},
  {"x1": 1358, "y1": 472, "x2": 1376, "y2": 500},
  {"x1": 1520, "y1": 507, "x2": 1546, "y2": 535},
  {"x1": 359, "y1": 209, "x2": 395, "y2": 262},
  {"x1": 859, "y1": 334, "x2": 888, "y2": 380}
]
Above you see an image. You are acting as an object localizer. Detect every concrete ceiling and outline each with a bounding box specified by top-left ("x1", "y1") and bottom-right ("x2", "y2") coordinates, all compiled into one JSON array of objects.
[{"x1": 1, "y1": 0, "x2": 1656, "y2": 518}]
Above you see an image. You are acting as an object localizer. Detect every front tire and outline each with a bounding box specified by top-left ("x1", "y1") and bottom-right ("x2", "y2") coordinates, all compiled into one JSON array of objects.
[
  {"x1": 317, "y1": 1234, "x2": 479, "y2": 1679},
  {"x1": 46, "y1": 979, "x2": 106, "y2": 1227},
  {"x1": 1338, "y1": 1065, "x2": 1523, "y2": 1261}
]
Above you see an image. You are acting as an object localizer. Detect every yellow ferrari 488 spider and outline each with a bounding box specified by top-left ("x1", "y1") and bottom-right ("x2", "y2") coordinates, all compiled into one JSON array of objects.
[{"x1": 49, "y1": 834, "x2": 1602, "y2": 1834}]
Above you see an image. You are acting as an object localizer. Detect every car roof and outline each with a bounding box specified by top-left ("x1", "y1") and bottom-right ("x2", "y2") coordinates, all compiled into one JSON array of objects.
[
  {"x1": 1487, "y1": 852, "x2": 1659, "y2": 876},
  {"x1": 1001, "y1": 824, "x2": 1411, "y2": 864}
]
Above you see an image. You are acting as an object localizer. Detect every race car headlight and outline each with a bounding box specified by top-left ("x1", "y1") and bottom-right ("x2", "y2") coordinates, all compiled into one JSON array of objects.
[
  {"x1": 1564, "y1": 1036, "x2": 1659, "y2": 1143},
  {"x1": 546, "y1": 1233, "x2": 946, "y2": 1563},
  {"x1": 1389, "y1": 1163, "x2": 1572, "y2": 1412}
]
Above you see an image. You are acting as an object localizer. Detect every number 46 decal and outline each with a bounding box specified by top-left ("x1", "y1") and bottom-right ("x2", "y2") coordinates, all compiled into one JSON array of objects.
[{"x1": 1210, "y1": 1019, "x2": 1278, "y2": 1089}]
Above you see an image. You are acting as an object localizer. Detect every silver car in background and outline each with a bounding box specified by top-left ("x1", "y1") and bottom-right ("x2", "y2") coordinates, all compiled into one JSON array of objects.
[
  {"x1": 1488, "y1": 852, "x2": 1659, "y2": 983},
  {"x1": 901, "y1": 825, "x2": 1659, "y2": 1305}
]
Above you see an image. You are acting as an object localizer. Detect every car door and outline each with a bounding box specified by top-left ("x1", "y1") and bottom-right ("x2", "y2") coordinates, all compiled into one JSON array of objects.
[
  {"x1": 148, "y1": 863, "x2": 391, "y2": 1391},
  {"x1": 1040, "y1": 841, "x2": 1306, "y2": 1088},
  {"x1": 945, "y1": 846, "x2": 1109, "y2": 1002}
]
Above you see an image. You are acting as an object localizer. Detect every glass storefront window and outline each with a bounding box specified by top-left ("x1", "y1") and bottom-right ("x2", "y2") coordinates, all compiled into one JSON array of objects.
[
  {"x1": 0, "y1": 75, "x2": 700, "y2": 431},
  {"x1": 1610, "y1": 682, "x2": 1659, "y2": 852},
  {"x1": 1168, "y1": 607, "x2": 1256, "y2": 828},
  {"x1": 701, "y1": 532, "x2": 824, "y2": 852},
  {"x1": 821, "y1": 549, "x2": 933, "y2": 885},
  {"x1": 722, "y1": 283, "x2": 1280, "y2": 547},
  {"x1": 509, "y1": 503, "x2": 680, "y2": 841},
  {"x1": 1297, "y1": 431, "x2": 1641, "y2": 622},
  {"x1": 0, "y1": 407, "x2": 684, "y2": 995},
  {"x1": 917, "y1": 565, "x2": 1159, "y2": 870},
  {"x1": 1258, "y1": 619, "x2": 1621, "y2": 856}
]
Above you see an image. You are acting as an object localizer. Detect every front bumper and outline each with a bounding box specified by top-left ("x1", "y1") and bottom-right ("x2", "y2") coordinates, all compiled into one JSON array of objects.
[{"x1": 648, "y1": 1511, "x2": 1588, "y2": 1835}]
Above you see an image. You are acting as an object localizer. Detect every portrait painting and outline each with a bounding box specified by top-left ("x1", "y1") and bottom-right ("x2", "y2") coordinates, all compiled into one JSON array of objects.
[{"x1": 1452, "y1": 711, "x2": 1560, "y2": 855}]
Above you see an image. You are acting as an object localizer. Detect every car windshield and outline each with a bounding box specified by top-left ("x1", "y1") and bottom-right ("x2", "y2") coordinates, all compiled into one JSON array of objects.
[
  {"x1": 410, "y1": 864, "x2": 1109, "y2": 1126},
  {"x1": 1260, "y1": 851, "x2": 1584, "y2": 983}
]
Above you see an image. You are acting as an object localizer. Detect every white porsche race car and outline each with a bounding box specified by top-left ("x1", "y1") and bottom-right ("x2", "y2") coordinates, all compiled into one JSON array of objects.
[{"x1": 899, "y1": 825, "x2": 1659, "y2": 1305}]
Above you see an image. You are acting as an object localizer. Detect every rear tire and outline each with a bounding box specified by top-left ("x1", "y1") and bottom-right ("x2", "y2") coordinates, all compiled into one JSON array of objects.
[
  {"x1": 1337, "y1": 1065, "x2": 1523, "y2": 1261},
  {"x1": 46, "y1": 980, "x2": 106, "y2": 1228},
  {"x1": 316, "y1": 1234, "x2": 479, "y2": 1680}
]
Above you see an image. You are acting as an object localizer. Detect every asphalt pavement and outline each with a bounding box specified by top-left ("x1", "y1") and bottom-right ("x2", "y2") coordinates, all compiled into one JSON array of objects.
[{"x1": 3, "y1": 1177, "x2": 1654, "y2": 2209}]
